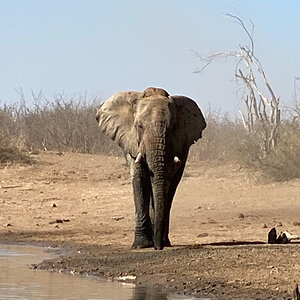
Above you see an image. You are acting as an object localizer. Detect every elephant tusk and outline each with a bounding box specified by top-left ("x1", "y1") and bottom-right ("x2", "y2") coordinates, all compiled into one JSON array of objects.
[
  {"x1": 174, "y1": 156, "x2": 181, "y2": 163},
  {"x1": 135, "y1": 153, "x2": 143, "y2": 164}
]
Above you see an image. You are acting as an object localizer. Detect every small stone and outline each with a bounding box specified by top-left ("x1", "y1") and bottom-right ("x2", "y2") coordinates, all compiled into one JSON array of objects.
[
  {"x1": 262, "y1": 223, "x2": 268, "y2": 228},
  {"x1": 49, "y1": 219, "x2": 63, "y2": 224},
  {"x1": 293, "y1": 284, "x2": 300, "y2": 300},
  {"x1": 197, "y1": 233, "x2": 209, "y2": 238},
  {"x1": 278, "y1": 222, "x2": 283, "y2": 227},
  {"x1": 111, "y1": 216, "x2": 124, "y2": 221},
  {"x1": 238, "y1": 213, "x2": 245, "y2": 219},
  {"x1": 293, "y1": 221, "x2": 300, "y2": 226},
  {"x1": 51, "y1": 203, "x2": 57, "y2": 208},
  {"x1": 208, "y1": 219, "x2": 217, "y2": 224},
  {"x1": 6, "y1": 223, "x2": 12, "y2": 227}
]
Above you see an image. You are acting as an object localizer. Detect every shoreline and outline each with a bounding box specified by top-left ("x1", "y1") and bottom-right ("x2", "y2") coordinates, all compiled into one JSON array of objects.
[{"x1": 1, "y1": 234, "x2": 299, "y2": 299}]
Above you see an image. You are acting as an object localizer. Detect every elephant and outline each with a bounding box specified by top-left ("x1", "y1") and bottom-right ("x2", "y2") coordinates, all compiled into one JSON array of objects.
[{"x1": 96, "y1": 87, "x2": 206, "y2": 250}]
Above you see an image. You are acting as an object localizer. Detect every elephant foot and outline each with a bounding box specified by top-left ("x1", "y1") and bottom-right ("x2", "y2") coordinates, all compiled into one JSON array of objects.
[
  {"x1": 153, "y1": 239, "x2": 172, "y2": 250},
  {"x1": 154, "y1": 241, "x2": 164, "y2": 250},
  {"x1": 163, "y1": 238, "x2": 172, "y2": 247},
  {"x1": 132, "y1": 236, "x2": 153, "y2": 249}
]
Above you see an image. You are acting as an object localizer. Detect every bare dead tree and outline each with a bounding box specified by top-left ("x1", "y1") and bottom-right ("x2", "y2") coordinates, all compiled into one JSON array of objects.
[
  {"x1": 293, "y1": 76, "x2": 300, "y2": 118},
  {"x1": 194, "y1": 14, "x2": 281, "y2": 156}
]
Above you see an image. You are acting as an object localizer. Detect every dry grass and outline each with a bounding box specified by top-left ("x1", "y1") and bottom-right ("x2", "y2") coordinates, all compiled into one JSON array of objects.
[
  {"x1": 189, "y1": 110, "x2": 245, "y2": 162},
  {"x1": 240, "y1": 119, "x2": 300, "y2": 181},
  {"x1": 189, "y1": 108, "x2": 300, "y2": 181},
  {"x1": 1, "y1": 95, "x2": 300, "y2": 181},
  {"x1": 0, "y1": 94, "x2": 121, "y2": 158},
  {"x1": 0, "y1": 147, "x2": 32, "y2": 164}
]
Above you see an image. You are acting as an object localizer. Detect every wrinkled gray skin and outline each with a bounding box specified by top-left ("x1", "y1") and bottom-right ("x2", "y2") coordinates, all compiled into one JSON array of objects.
[{"x1": 96, "y1": 87, "x2": 206, "y2": 250}]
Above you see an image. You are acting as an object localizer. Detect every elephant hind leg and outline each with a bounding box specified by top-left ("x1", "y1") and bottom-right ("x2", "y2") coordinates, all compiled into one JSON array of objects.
[{"x1": 163, "y1": 164, "x2": 186, "y2": 247}]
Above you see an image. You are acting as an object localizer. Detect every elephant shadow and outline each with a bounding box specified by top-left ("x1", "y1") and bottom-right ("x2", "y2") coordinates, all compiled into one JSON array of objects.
[
  {"x1": 178, "y1": 240, "x2": 300, "y2": 249},
  {"x1": 176, "y1": 241, "x2": 265, "y2": 249},
  {"x1": 203, "y1": 241, "x2": 265, "y2": 246}
]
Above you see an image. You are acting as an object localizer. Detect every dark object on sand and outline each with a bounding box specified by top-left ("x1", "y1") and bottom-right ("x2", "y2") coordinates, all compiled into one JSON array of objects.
[
  {"x1": 268, "y1": 227, "x2": 299, "y2": 244},
  {"x1": 293, "y1": 283, "x2": 300, "y2": 300}
]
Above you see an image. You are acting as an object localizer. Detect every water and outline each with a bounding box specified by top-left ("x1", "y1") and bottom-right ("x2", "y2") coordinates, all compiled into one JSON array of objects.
[{"x1": 0, "y1": 244, "x2": 195, "y2": 300}]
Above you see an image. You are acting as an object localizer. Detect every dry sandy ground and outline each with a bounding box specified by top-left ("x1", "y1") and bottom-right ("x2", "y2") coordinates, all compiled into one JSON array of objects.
[{"x1": 1, "y1": 152, "x2": 300, "y2": 299}]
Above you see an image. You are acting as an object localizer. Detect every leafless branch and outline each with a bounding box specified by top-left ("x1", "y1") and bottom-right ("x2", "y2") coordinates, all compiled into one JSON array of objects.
[
  {"x1": 225, "y1": 13, "x2": 255, "y2": 56},
  {"x1": 194, "y1": 14, "x2": 281, "y2": 156}
]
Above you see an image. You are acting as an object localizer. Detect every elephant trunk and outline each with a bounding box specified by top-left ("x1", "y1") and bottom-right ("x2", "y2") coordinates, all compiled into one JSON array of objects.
[
  {"x1": 151, "y1": 157, "x2": 167, "y2": 250},
  {"x1": 146, "y1": 121, "x2": 168, "y2": 250}
]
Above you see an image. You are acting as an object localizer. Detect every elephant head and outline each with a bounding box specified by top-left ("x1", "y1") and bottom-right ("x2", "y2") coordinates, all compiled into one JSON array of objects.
[{"x1": 96, "y1": 87, "x2": 206, "y2": 249}]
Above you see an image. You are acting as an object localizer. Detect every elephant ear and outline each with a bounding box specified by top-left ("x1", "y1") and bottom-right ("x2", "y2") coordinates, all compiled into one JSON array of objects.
[
  {"x1": 96, "y1": 91, "x2": 142, "y2": 157},
  {"x1": 172, "y1": 95, "x2": 206, "y2": 147}
]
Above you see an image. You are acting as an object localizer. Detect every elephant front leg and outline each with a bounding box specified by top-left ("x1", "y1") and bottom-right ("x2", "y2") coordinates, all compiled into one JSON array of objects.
[
  {"x1": 129, "y1": 158, "x2": 153, "y2": 249},
  {"x1": 149, "y1": 191, "x2": 172, "y2": 247}
]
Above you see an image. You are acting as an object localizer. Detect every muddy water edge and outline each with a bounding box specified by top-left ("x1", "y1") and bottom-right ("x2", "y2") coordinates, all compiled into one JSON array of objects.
[
  {"x1": 0, "y1": 243, "x2": 198, "y2": 300},
  {"x1": 33, "y1": 242, "x2": 297, "y2": 299}
]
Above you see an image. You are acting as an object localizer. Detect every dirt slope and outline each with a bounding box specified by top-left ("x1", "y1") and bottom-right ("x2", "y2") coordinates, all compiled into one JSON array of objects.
[{"x1": 1, "y1": 152, "x2": 300, "y2": 299}]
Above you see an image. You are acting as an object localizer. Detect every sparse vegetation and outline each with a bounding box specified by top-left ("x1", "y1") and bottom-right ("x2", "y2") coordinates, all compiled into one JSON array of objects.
[
  {"x1": 1, "y1": 92, "x2": 299, "y2": 181},
  {"x1": 189, "y1": 109, "x2": 245, "y2": 162},
  {"x1": 0, "y1": 93, "x2": 121, "y2": 163},
  {"x1": 191, "y1": 106, "x2": 300, "y2": 181},
  {"x1": 0, "y1": 147, "x2": 32, "y2": 164},
  {"x1": 240, "y1": 112, "x2": 300, "y2": 181}
]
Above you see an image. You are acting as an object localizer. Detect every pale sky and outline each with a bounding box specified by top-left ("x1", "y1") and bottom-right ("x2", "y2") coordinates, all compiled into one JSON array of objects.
[{"x1": 1, "y1": 1, "x2": 299, "y2": 113}]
